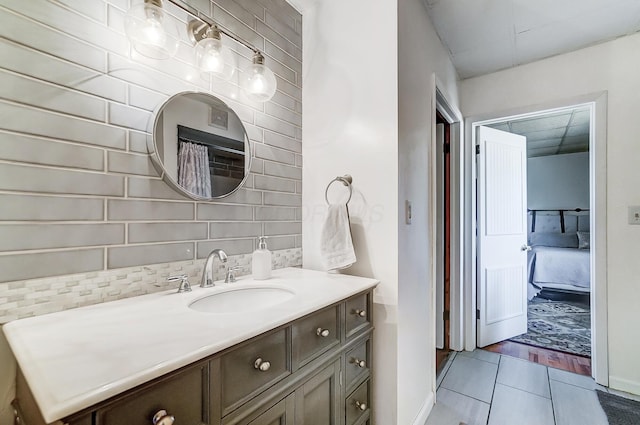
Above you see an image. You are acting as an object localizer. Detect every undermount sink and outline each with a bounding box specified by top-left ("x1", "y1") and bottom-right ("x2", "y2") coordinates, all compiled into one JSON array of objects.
[{"x1": 188, "y1": 286, "x2": 295, "y2": 314}]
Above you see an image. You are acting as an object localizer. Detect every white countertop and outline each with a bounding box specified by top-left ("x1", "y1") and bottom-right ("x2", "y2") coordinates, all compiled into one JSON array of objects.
[{"x1": 4, "y1": 268, "x2": 378, "y2": 423}]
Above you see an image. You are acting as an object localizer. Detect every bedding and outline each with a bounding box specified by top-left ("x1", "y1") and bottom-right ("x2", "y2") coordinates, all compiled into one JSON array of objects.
[{"x1": 527, "y1": 245, "x2": 591, "y2": 299}]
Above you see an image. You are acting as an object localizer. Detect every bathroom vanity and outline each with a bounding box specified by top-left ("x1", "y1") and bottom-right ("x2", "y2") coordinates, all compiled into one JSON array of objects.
[{"x1": 6, "y1": 268, "x2": 378, "y2": 425}]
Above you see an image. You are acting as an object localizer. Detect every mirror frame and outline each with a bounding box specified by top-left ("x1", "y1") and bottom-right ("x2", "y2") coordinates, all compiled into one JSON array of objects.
[{"x1": 147, "y1": 91, "x2": 253, "y2": 200}]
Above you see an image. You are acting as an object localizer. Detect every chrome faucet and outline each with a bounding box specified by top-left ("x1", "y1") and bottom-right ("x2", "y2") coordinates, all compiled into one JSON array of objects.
[{"x1": 200, "y1": 249, "x2": 228, "y2": 288}]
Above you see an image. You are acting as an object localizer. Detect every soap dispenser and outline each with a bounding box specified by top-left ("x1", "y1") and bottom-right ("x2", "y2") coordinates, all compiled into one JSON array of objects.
[{"x1": 252, "y1": 236, "x2": 272, "y2": 280}]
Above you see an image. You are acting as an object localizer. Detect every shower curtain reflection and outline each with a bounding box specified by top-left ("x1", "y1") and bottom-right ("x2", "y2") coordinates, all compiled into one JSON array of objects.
[{"x1": 178, "y1": 141, "x2": 212, "y2": 198}]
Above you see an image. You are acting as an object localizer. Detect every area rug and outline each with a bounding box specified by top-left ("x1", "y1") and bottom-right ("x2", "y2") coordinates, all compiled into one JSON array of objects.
[
  {"x1": 509, "y1": 297, "x2": 591, "y2": 357},
  {"x1": 596, "y1": 390, "x2": 640, "y2": 425}
]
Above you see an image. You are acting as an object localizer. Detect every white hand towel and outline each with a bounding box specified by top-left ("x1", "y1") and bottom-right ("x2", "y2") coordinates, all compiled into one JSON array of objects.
[{"x1": 321, "y1": 203, "x2": 356, "y2": 271}]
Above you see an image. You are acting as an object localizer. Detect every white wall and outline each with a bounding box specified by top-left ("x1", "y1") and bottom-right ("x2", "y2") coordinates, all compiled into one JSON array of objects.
[
  {"x1": 461, "y1": 32, "x2": 640, "y2": 395},
  {"x1": 301, "y1": 0, "x2": 459, "y2": 422},
  {"x1": 397, "y1": 0, "x2": 460, "y2": 423},
  {"x1": 300, "y1": 0, "x2": 399, "y2": 423},
  {"x1": 528, "y1": 152, "x2": 589, "y2": 210}
]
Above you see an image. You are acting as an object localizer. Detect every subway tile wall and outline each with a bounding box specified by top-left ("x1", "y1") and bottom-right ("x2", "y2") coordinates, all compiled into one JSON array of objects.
[{"x1": 0, "y1": 0, "x2": 302, "y2": 321}]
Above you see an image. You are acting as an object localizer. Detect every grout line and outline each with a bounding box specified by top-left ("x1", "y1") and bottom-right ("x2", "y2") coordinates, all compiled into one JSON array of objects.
[{"x1": 548, "y1": 367, "x2": 558, "y2": 425}]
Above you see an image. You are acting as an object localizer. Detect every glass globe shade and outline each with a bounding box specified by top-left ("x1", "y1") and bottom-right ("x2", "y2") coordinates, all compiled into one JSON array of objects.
[
  {"x1": 124, "y1": 2, "x2": 179, "y2": 60},
  {"x1": 195, "y1": 37, "x2": 235, "y2": 80},
  {"x1": 240, "y1": 62, "x2": 277, "y2": 103}
]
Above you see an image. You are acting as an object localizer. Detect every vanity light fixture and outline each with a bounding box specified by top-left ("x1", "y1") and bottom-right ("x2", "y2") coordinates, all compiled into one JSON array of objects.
[
  {"x1": 125, "y1": 0, "x2": 278, "y2": 102},
  {"x1": 240, "y1": 53, "x2": 278, "y2": 103},
  {"x1": 188, "y1": 21, "x2": 235, "y2": 80},
  {"x1": 124, "y1": 0, "x2": 180, "y2": 60}
]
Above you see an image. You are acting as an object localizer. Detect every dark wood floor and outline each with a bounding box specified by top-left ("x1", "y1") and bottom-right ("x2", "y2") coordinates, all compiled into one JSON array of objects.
[
  {"x1": 484, "y1": 340, "x2": 592, "y2": 376},
  {"x1": 436, "y1": 349, "x2": 452, "y2": 374}
]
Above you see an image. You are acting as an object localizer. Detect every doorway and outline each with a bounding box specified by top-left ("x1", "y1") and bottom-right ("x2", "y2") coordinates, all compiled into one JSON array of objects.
[
  {"x1": 464, "y1": 93, "x2": 609, "y2": 385},
  {"x1": 435, "y1": 110, "x2": 452, "y2": 374}
]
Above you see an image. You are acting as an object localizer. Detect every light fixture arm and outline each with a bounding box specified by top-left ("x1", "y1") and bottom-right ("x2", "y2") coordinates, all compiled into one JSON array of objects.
[{"x1": 169, "y1": 0, "x2": 261, "y2": 55}]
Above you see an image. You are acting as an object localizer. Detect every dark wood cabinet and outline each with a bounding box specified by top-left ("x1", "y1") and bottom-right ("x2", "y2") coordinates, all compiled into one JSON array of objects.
[{"x1": 17, "y1": 289, "x2": 374, "y2": 425}]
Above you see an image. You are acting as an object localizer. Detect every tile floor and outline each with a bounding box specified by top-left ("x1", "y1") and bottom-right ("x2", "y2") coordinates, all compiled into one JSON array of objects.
[{"x1": 427, "y1": 350, "x2": 611, "y2": 425}]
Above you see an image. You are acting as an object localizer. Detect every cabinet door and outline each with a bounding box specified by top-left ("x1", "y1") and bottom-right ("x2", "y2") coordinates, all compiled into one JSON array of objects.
[
  {"x1": 294, "y1": 360, "x2": 341, "y2": 425},
  {"x1": 245, "y1": 394, "x2": 295, "y2": 425}
]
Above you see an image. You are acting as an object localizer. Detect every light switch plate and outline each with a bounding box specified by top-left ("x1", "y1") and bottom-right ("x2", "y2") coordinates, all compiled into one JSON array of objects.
[
  {"x1": 405, "y1": 200, "x2": 412, "y2": 225},
  {"x1": 628, "y1": 206, "x2": 640, "y2": 225}
]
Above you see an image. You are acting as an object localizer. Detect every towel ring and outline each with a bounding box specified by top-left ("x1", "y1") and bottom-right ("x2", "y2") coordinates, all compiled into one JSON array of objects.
[{"x1": 325, "y1": 175, "x2": 353, "y2": 205}]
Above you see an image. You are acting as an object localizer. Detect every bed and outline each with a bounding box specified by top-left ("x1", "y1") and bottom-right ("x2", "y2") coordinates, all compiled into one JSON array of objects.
[{"x1": 526, "y1": 210, "x2": 591, "y2": 300}]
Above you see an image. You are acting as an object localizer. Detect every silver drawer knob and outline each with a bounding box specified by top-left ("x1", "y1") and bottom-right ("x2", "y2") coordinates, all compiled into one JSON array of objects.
[
  {"x1": 254, "y1": 358, "x2": 271, "y2": 372},
  {"x1": 351, "y1": 358, "x2": 366, "y2": 368},
  {"x1": 353, "y1": 309, "x2": 366, "y2": 317},
  {"x1": 152, "y1": 410, "x2": 175, "y2": 425},
  {"x1": 355, "y1": 401, "x2": 367, "y2": 411},
  {"x1": 316, "y1": 328, "x2": 330, "y2": 337}
]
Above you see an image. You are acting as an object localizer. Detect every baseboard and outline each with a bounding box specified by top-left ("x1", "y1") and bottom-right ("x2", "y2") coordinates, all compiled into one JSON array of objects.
[
  {"x1": 609, "y1": 376, "x2": 640, "y2": 396},
  {"x1": 412, "y1": 391, "x2": 435, "y2": 425}
]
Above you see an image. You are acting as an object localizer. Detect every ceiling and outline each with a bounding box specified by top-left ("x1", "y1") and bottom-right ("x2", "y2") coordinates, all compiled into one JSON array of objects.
[
  {"x1": 423, "y1": 0, "x2": 640, "y2": 79},
  {"x1": 488, "y1": 107, "x2": 590, "y2": 158}
]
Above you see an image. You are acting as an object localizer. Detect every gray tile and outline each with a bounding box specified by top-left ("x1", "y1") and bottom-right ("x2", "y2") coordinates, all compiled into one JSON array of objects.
[
  {"x1": 56, "y1": 0, "x2": 106, "y2": 22},
  {"x1": 128, "y1": 177, "x2": 191, "y2": 200},
  {"x1": 264, "y1": 40, "x2": 301, "y2": 75},
  {"x1": 265, "y1": 102, "x2": 301, "y2": 127},
  {"x1": 0, "y1": 39, "x2": 126, "y2": 103},
  {"x1": 267, "y1": 236, "x2": 296, "y2": 250},
  {"x1": 256, "y1": 20, "x2": 301, "y2": 61},
  {"x1": 0, "y1": 163, "x2": 124, "y2": 196},
  {"x1": 129, "y1": 131, "x2": 151, "y2": 153},
  {"x1": 128, "y1": 223, "x2": 208, "y2": 243},
  {"x1": 254, "y1": 143, "x2": 296, "y2": 165},
  {"x1": 264, "y1": 10, "x2": 301, "y2": 47},
  {"x1": 269, "y1": 91, "x2": 299, "y2": 116},
  {"x1": 197, "y1": 204, "x2": 254, "y2": 221},
  {"x1": 0, "y1": 132, "x2": 104, "y2": 171},
  {"x1": 0, "y1": 224, "x2": 124, "y2": 252},
  {"x1": 108, "y1": 200, "x2": 194, "y2": 221},
  {"x1": 209, "y1": 222, "x2": 262, "y2": 239},
  {"x1": 256, "y1": 113, "x2": 296, "y2": 138},
  {"x1": 436, "y1": 352, "x2": 457, "y2": 389},
  {"x1": 264, "y1": 221, "x2": 301, "y2": 236},
  {"x1": 212, "y1": 6, "x2": 264, "y2": 51},
  {"x1": 222, "y1": 189, "x2": 263, "y2": 205},
  {"x1": 0, "y1": 10, "x2": 105, "y2": 72},
  {"x1": 244, "y1": 124, "x2": 264, "y2": 143},
  {"x1": 108, "y1": 103, "x2": 152, "y2": 132},
  {"x1": 254, "y1": 175, "x2": 296, "y2": 193},
  {"x1": 264, "y1": 161, "x2": 302, "y2": 179},
  {"x1": 551, "y1": 380, "x2": 608, "y2": 425},
  {"x1": 548, "y1": 368, "x2": 602, "y2": 391},
  {"x1": 426, "y1": 402, "x2": 469, "y2": 425},
  {"x1": 458, "y1": 349, "x2": 501, "y2": 364},
  {"x1": 254, "y1": 207, "x2": 297, "y2": 221},
  {"x1": 440, "y1": 355, "x2": 498, "y2": 403},
  {"x1": 497, "y1": 356, "x2": 550, "y2": 398},
  {"x1": 434, "y1": 388, "x2": 490, "y2": 425},
  {"x1": 274, "y1": 75, "x2": 302, "y2": 100},
  {"x1": 128, "y1": 86, "x2": 167, "y2": 112},
  {"x1": 0, "y1": 249, "x2": 104, "y2": 283},
  {"x1": 0, "y1": 70, "x2": 106, "y2": 121},
  {"x1": 488, "y1": 384, "x2": 554, "y2": 425},
  {"x1": 108, "y1": 151, "x2": 159, "y2": 176},
  {"x1": 108, "y1": 243, "x2": 195, "y2": 268},
  {"x1": 212, "y1": 0, "x2": 257, "y2": 28},
  {"x1": 0, "y1": 102, "x2": 126, "y2": 149},
  {"x1": 264, "y1": 192, "x2": 301, "y2": 207},
  {"x1": 0, "y1": 194, "x2": 103, "y2": 221},
  {"x1": 197, "y1": 239, "x2": 254, "y2": 257}
]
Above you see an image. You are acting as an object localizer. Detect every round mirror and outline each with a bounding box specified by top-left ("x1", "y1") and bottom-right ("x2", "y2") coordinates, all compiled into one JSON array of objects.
[{"x1": 148, "y1": 92, "x2": 252, "y2": 199}]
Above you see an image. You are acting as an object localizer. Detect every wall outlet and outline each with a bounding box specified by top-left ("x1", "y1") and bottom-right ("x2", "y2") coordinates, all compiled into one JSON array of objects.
[
  {"x1": 628, "y1": 206, "x2": 640, "y2": 225},
  {"x1": 405, "y1": 200, "x2": 412, "y2": 225}
]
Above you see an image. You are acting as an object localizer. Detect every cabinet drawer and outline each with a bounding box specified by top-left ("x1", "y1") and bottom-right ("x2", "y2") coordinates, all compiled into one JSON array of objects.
[
  {"x1": 345, "y1": 379, "x2": 370, "y2": 425},
  {"x1": 292, "y1": 305, "x2": 339, "y2": 368},
  {"x1": 221, "y1": 328, "x2": 290, "y2": 414},
  {"x1": 96, "y1": 362, "x2": 207, "y2": 425},
  {"x1": 345, "y1": 293, "x2": 371, "y2": 339},
  {"x1": 345, "y1": 339, "x2": 370, "y2": 390}
]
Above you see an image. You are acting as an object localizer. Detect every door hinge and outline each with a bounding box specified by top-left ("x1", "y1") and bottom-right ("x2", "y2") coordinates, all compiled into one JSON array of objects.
[
  {"x1": 475, "y1": 145, "x2": 480, "y2": 155},
  {"x1": 444, "y1": 143, "x2": 450, "y2": 155},
  {"x1": 476, "y1": 309, "x2": 480, "y2": 320},
  {"x1": 443, "y1": 310, "x2": 450, "y2": 321},
  {"x1": 339, "y1": 370, "x2": 343, "y2": 387}
]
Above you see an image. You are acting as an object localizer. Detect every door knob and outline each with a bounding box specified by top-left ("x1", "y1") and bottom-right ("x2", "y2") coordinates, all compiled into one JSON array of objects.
[{"x1": 521, "y1": 245, "x2": 532, "y2": 252}]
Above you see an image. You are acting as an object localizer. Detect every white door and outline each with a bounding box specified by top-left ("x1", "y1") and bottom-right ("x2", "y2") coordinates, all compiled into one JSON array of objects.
[{"x1": 477, "y1": 126, "x2": 528, "y2": 347}]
